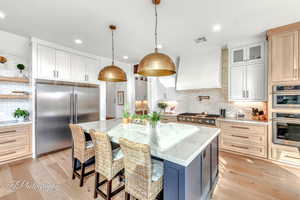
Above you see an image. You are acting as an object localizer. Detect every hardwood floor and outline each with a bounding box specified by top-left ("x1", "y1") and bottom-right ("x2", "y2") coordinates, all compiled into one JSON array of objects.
[{"x1": 0, "y1": 149, "x2": 300, "y2": 200}]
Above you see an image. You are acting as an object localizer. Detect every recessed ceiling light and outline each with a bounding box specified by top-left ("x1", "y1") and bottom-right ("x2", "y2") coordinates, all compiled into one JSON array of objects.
[
  {"x1": 123, "y1": 56, "x2": 129, "y2": 60},
  {"x1": 0, "y1": 11, "x2": 6, "y2": 19},
  {"x1": 157, "y1": 44, "x2": 163, "y2": 49},
  {"x1": 74, "y1": 39, "x2": 83, "y2": 44},
  {"x1": 212, "y1": 24, "x2": 222, "y2": 32}
]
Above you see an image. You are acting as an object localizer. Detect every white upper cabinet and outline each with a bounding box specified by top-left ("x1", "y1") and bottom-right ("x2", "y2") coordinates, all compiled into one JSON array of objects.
[
  {"x1": 37, "y1": 44, "x2": 56, "y2": 80},
  {"x1": 35, "y1": 40, "x2": 102, "y2": 84},
  {"x1": 71, "y1": 54, "x2": 86, "y2": 82},
  {"x1": 229, "y1": 42, "x2": 266, "y2": 101},
  {"x1": 55, "y1": 50, "x2": 71, "y2": 81},
  {"x1": 230, "y1": 66, "x2": 245, "y2": 100},
  {"x1": 231, "y1": 42, "x2": 264, "y2": 66},
  {"x1": 246, "y1": 64, "x2": 265, "y2": 101},
  {"x1": 247, "y1": 43, "x2": 264, "y2": 65},
  {"x1": 231, "y1": 47, "x2": 246, "y2": 66},
  {"x1": 85, "y1": 57, "x2": 100, "y2": 84}
]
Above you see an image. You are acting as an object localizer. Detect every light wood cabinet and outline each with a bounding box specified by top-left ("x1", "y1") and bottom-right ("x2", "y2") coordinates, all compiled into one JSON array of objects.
[
  {"x1": 270, "y1": 31, "x2": 299, "y2": 82},
  {"x1": 0, "y1": 124, "x2": 32, "y2": 165},
  {"x1": 219, "y1": 121, "x2": 268, "y2": 159}
]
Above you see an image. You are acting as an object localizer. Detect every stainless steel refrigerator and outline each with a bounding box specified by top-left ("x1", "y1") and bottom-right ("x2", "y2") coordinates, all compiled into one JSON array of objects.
[{"x1": 36, "y1": 83, "x2": 100, "y2": 156}]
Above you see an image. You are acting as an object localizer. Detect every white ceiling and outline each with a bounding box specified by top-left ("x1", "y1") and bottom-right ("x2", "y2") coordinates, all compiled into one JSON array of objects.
[{"x1": 0, "y1": 0, "x2": 300, "y2": 63}]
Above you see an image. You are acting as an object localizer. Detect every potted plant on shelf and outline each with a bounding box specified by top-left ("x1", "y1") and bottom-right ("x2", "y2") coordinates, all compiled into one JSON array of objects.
[
  {"x1": 16, "y1": 64, "x2": 25, "y2": 77},
  {"x1": 13, "y1": 108, "x2": 30, "y2": 122},
  {"x1": 122, "y1": 106, "x2": 131, "y2": 124},
  {"x1": 157, "y1": 102, "x2": 168, "y2": 113}
]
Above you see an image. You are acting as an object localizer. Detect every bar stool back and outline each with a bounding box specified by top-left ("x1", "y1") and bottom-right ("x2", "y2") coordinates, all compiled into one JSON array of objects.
[{"x1": 119, "y1": 138, "x2": 163, "y2": 200}]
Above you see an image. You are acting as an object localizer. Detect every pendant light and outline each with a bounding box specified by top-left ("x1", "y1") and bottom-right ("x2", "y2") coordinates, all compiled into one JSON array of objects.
[
  {"x1": 98, "y1": 25, "x2": 127, "y2": 82},
  {"x1": 138, "y1": 0, "x2": 176, "y2": 77}
]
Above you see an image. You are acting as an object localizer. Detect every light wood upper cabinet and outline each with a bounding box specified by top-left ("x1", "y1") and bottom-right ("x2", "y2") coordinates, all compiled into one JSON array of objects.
[
  {"x1": 37, "y1": 44, "x2": 56, "y2": 80},
  {"x1": 271, "y1": 31, "x2": 299, "y2": 82}
]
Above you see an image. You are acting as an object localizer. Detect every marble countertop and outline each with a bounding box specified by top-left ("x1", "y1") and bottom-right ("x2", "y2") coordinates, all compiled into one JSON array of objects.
[
  {"x1": 217, "y1": 117, "x2": 269, "y2": 125},
  {"x1": 0, "y1": 120, "x2": 32, "y2": 127},
  {"x1": 78, "y1": 119, "x2": 220, "y2": 167}
]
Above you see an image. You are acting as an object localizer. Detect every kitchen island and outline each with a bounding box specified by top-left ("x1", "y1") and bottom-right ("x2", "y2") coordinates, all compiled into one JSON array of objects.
[{"x1": 79, "y1": 119, "x2": 220, "y2": 200}]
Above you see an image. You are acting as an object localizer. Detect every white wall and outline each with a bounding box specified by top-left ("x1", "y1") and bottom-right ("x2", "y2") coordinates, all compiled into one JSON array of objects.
[
  {"x1": 176, "y1": 47, "x2": 222, "y2": 90},
  {"x1": 100, "y1": 58, "x2": 135, "y2": 119},
  {"x1": 0, "y1": 30, "x2": 31, "y2": 121}
]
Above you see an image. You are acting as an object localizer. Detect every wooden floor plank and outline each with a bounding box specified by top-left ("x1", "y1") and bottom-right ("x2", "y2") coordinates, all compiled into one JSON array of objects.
[{"x1": 1, "y1": 149, "x2": 300, "y2": 200}]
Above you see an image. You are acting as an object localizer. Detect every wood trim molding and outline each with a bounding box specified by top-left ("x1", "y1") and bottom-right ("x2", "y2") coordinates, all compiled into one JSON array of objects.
[{"x1": 267, "y1": 21, "x2": 300, "y2": 38}]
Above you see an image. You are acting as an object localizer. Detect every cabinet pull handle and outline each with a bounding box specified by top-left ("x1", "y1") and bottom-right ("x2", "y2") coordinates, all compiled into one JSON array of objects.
[
  {"x1": 285, "y1": 155, "x2": 300, "y2": 160},
  {"x1": 246, "y1": 90, "x2": 249, "y2": 98},
  {"x1": 231, "y1": 126, "x2": 249, "y2": 130},
  {"x1": 53, "y1": 70, "x2": 56, "y2": 78},
  {"x1": 57, "y1": 71, "x2": 59, "y2": 78},
  {"x1": 242, "y1": 90, "x2": 245, "y2": 98},
  {"x1": 86, "y1": 75, "x2": 89, "y2": 81},
  {"x1": 0, "y1": 130, "x2": 16, "y2": 134},
  {"x1": 0, "y1": 139, "x2": 17, "y2": 145},
  {"x1": 231, "y1": 145, "x2": 249, "y2": 150},
  {"x1": 231, "y1": 135, "x2": 249, "y2": 139}
]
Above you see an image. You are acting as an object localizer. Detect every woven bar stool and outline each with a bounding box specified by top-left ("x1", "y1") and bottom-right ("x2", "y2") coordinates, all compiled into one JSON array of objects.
[
  {"x1": 90, "y1": 129, "x2": 125, "y2": 200},
  {"x1": 69, "y1": 124, "x2": 95, "y2": 187},
  {"x1": 119, "y1": 138, "x2": 164, "y2": 200}
]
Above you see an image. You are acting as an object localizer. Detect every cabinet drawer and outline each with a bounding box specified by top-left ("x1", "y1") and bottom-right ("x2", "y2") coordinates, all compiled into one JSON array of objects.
[
  {"x1": 271, "y1": 148, "x2": 300, "y2": 165},
  {"x1": 0, "y1": 134, "x2": 29, "y2": 151},
  {"x1": 0, "y1": 126, "x2": 30, "y2": 137},
  {"x1": 221, "y1": 139, "x2": 266, "y2": 158},
  {"x1": 220, "y1": 121, "x2": 265, "y2": 134},
  {"x1": 0, "y1": 145, "x2": 31, "y2": 163},
  {"x1": 221, "y1": 130, "x2": 266, "y2": 146}
]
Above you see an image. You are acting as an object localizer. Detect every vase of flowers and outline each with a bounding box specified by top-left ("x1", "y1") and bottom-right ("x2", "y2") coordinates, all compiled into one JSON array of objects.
[
  {"x1": 13, "y1": 108, "x2": 30, "y2": 122},
  {"x1": 148, "y1": 112, "x2": 160, "y2": 146}
]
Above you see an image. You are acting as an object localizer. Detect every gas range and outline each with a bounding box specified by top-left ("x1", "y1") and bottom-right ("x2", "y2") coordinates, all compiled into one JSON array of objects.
[{"x1": 177, "y1": 113, "x2": 220, "y2": 126}]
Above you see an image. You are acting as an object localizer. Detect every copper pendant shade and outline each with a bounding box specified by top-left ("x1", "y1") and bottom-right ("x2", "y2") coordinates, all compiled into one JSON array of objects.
[
  {"x1": 98, "y1": 65, "x2": 127, "y2": 82},
  {"x1": 98, "y1": 25, "x2": 127, "y2": 82},
  {"x1": 138, "y1": 50, "x2": 176, "y2": 76},
  {"x1": 138, "y1": 0, "x2": 176, "y2": 77}
]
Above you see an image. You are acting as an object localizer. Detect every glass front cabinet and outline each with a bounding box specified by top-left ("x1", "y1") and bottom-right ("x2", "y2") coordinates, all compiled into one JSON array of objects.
[{"x1": 231, "y1": 42, "x2": 264, "y2": 66}]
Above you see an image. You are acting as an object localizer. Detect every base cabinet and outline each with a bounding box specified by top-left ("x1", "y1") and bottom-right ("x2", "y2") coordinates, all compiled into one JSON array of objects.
[
  {"x1": 0, "y1": 124, "x2": 32, "y2": 165},
  {"x1": 164, "y1": 136, "x2": 219, "y2": 200},
  {"x1": 219, "y1": 121, "x2": 268, "y2": 159}
]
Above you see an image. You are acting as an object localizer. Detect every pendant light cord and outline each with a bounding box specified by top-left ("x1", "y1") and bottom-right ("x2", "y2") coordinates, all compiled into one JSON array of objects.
[
  {"x1": 154, "y1": 3, "x2": 158, "y2": 52},
  {"x1": 111, "y1": 29, "x2": 115, "y2": 65}
]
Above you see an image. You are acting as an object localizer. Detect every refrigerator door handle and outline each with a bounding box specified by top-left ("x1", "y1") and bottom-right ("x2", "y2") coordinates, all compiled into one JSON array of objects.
[
  {"x1": 70, "y1": 94, "x2": 73, "y2": 123},
  {"x1": 74, "y1": 94, "x2": 78, "y2": 124}
]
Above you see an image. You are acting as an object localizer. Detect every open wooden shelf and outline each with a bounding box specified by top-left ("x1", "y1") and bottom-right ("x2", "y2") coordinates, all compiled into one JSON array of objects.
[
  {"x1": 0, "y1": 94, "x2": 30, "y2": 99},
  {"x1": 0, "y1": 76, "x2": 29, "y2": 83}
]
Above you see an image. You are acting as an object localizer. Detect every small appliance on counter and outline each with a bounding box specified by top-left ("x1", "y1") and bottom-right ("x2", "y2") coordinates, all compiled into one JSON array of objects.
[{"x1": 220, "y1": 109, "x2": 226, "y2": 118}]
